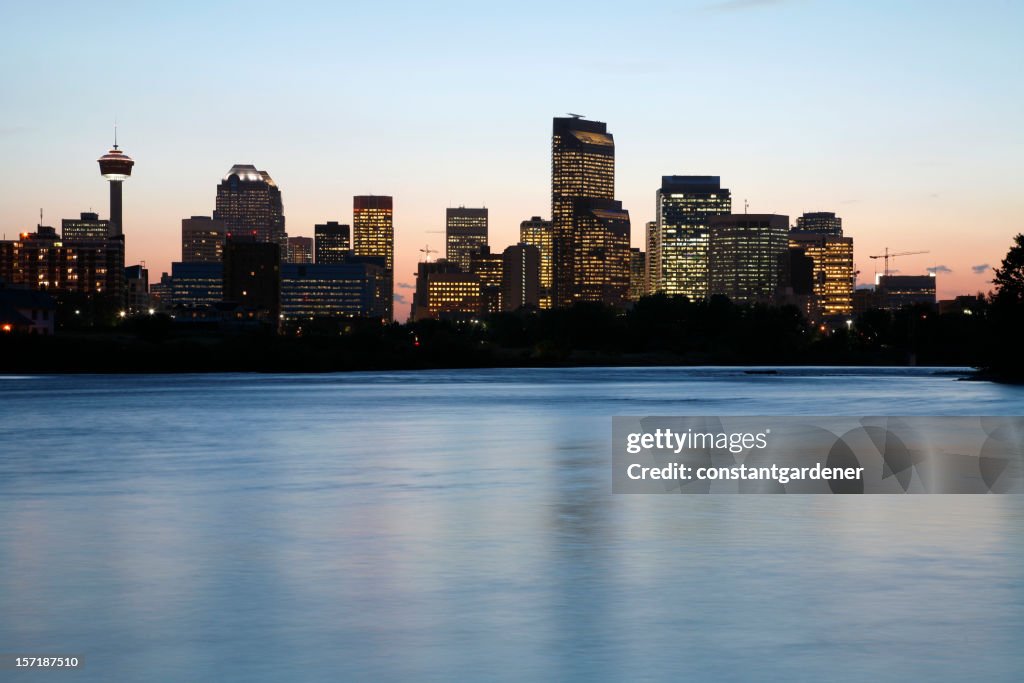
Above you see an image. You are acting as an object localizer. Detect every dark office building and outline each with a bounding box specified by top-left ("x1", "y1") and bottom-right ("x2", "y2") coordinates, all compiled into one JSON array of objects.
[
  {"x1": 223, "y1": 237, "x2": 281, "y2": 320},
  {"x1": 501, "y1": 243, "x2": 541, "y2": 311},
  {"x1": 793, "y1": 212, "x2": 843, "y2": 237},
  {"x1": 280, "y1": 262, "x2": 387, "y2": 320},
  {"x1": 877, "y1": 275, "x2": 937, "y2": 310},
  {"x1": 707, "y1": 214, "x2": 789, "y2": 304},
  {"x1": 181, "y1": 216, "x2": 226, "y2": 263},
  {"x1": 314, "y1": 222, "x2": 351, "y2": 264},
  {"x1": 446, "y1": 207, "x2": 489, "y2": 272},
  {"x1": 170, "y1": 262, "x2": 223, "y2": 308},
  {"x1": 125, "y1": 264, "x2": 150, "y2": 314},
  {"x1": 214, "y1": 164, "x2": 286, "y2": 248},
  {"x1": 551, "y1": 116, "x2": 629, "y2": 308}
]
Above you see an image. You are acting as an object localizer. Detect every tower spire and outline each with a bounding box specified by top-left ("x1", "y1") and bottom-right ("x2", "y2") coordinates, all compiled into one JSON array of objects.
[{"x1": 113, "y1": 120, "x2": 118, "y2": 150}]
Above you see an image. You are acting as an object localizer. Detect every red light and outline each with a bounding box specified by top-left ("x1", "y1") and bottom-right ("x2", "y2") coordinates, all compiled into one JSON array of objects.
[{"x1": 1, "y1": 324, "x2": 12, "y2": 333}]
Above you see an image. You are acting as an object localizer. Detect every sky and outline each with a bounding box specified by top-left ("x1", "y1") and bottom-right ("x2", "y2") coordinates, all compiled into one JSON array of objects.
[{"x1": 2, "y1": 0, "x2": 1022, "y2": 308}]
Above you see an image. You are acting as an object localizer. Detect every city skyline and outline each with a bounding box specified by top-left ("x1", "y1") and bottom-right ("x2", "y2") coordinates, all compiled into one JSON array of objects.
[{"x1": 2, "y1": 1, "x2": 1021, "y2": 304}]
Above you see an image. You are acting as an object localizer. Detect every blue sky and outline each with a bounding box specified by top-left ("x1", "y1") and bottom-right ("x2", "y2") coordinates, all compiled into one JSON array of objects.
[{"x1": 2, "y1": 0, "x2": 1021, "y2": 299}]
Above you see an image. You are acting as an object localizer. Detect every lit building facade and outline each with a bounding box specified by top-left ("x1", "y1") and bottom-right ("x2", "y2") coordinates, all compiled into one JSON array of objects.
[
  {"x1": 353, "y1": 195, "x2": 394, "y2": 319},
  {"x1": 446, "y1": 207, "x2": 488, "y2": 272},
  {"x1": 62, "y1": 212, "x2": 111, "y2": 241},
  {"x1": 411, "y1": 260, "x2": 481, "y2": 321},
  {"x1": 788, "y1": 232, "x2": 855, "y2": 319},
  {"x1": 551, "y1": 116, "x2": 629, "y2": 308},
  {"x1": 470, "y1": 247, "x2": 503, "y2": 315},
  {"x1": 286, "y1": 236, "x2": 314, "y2": 264},
  {"x1": 214, "y1": 165, "x2": 286, "y2": 248},
  {"x1": 0, "y1": 225, "x2": 124, "y2": 303},
  {"x1": 314, "y1": 222, "x2": 351, "y2": 264},
  {"x1": 629, "y1": 247, "x2": 645, "y2": 301},
  {"x1": 708, "y1": 214, "x2": 789, "y2": 304},
  {"x1": 654, "y1": 176, "x2": 732, "y2": 299},
  {"x1": 519, "y1": 217, "x2": 553, "y2": 308},
  {"x1": 181, "y1": 216, "x2": 226, "y2": 263},
  {"x1": 501, "y1": 243, "x2": 541, "y2": 311}
]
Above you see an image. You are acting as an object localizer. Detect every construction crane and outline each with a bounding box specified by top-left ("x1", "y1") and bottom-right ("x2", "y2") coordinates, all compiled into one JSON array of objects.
[
  {"x1": 869, "y1": 248, "x2": 929, "y2": 278},
  {"x1": 419, "y1": 245, "x2": 437, "y2": 263}
]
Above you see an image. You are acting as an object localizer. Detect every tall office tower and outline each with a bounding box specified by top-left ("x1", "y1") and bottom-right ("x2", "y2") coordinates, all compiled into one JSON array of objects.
[
  {"x1": 286, "y1": 236, "x2": 314, "y2": 264},
  {"x1": 97, "y1": 134, "x2": 134, "y2": 236},
  {"x1": 223, "y1": 236, "x2": 281, "y2": 320},
  {"x1": 519, "y1": 217, "x2": 553, "y2": 308},
  {"x1": 353, "y1": 195, "x2": 394, "y2": 319},
  {"x1": 314, "y1": 221, "x2": 351, "y2": 264},
  {"x1": 788, "y1": 232, "x2": 854, "y2": 319},
  {"x1": 572, "y1": 199, "x2": 631, "y2": 307},
  {"x1": 501, "y1": 243, "x2": 541, "y2": 311},
  {"x1": 214, "y1": 165, "x2": 286, "y2": 248},
  {"x1": 446, "y1": 207, "x2": 488, "y2": 272},
  {"x1": 644, "y1": 220, "x2": 659, "y2": 296},
  {"x1": 62, "y1": 212, "x2": 111, "y2": 241},
  {"x1": 551, "y1": 116, "x2": 629, "y2": 307},
  {"x1": 655, "y1": 176, "x2": 732, "y2": 300},
  {"x1": 793, "y1": 211, "x2": 843, "y2": 237},
  {"x1": 629, "y1": 247, "x2": 646, "y2": 301},
  {"x1": 470, "y1": 246, "x2": 504, "y2": 314},
  {"x1": 181, "y1": 216, "x2": 226, "y2": 262},
  {"x1": 707, "y1": 214, "x2": 789, "y2": 304}
]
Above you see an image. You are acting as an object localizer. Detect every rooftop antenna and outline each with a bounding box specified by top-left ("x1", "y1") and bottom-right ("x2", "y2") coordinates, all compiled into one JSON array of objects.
[
  {"x1": 39, "y1": 208, "x2": 43, "y2": 228},
  {"x1": 113, "y1": 119, "x2": 118, "y2": 150},
  {"x1": 419, "y1": 244, "x2": 437, "y2": 263},
  {"x1": 744, "y1": 199, "x2": 749, "y2": 214}
]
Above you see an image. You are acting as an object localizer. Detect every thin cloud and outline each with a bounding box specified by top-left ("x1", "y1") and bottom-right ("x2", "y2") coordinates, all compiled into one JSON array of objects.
[
  {"x1": 393, "y1": 293, "x2": 409, "y2": 306},
  {"x1": 972, "y1": 264, "x2": 991, "y2": 275},
  {"x1": 927, "y1": 265, "x2": 953, "y2": 274},
  {"x1": 396, "y1": 282, "x2": 415, "y2": 289}
]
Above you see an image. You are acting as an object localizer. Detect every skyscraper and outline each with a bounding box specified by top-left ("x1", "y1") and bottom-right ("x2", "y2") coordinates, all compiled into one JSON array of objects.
[
  {"x1": 550, "y1": 116, "x2": 629, "y2": 307},
  {"x1": 708, "y1": 214, "x2": 789, "y2": 304},
  {"x1": 353, "y1": 195, "x2": 394, "y2": 319},
  {"x1": 629, "y1": 247, "x2": 646, "y2": 301},
  {"x1": 501, "y1": 243, "x2": 541, "y2": 311},
  {"x1": 519, "y1": 217, "x2": 553, "y2": 309},
  {"x1": 644, "y1": 220, "x2": 658, "y2": 297},
  {"x1": 286, "y1": 236, "x2": 314, "y2": 264},
  {"x1": 654, "y1": 176, "x2": 732, "y2": 300},
  {"x1": 469, "y1": 246, "x2": 503, "y2": 314},
  {"x1": 788, "y1": 232, "x2": 854, "y2": 319},
  {"x1": 214, "y1": 165, "x2": 286, "y2": 248},
  {"x1": 446, "y1": 207, "x2": 488, "y2": 272},
  {"x1": 97, "y1": 135, "x2": 134, "y2": 236},
  {"x1": 314, "y1": 222, "x2": 351, "y2": 264},
  {"x1": 181, "y1": 216, "x2": 226, "y2": 262},
  {"x1": 793, "y1": 212, "x2": 843, "y2": 237}
]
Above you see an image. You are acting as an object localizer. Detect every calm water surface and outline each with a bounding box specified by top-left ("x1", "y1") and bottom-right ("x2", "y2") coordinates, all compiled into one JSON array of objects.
[{"x1": 1, "y1": 367, "x2": 1023, "y2": 682}]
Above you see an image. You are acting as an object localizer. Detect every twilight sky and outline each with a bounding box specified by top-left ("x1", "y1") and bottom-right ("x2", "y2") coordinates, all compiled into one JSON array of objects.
[{"x1": 1, "y1": 0, "x2": 1021, "y2": 306}]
